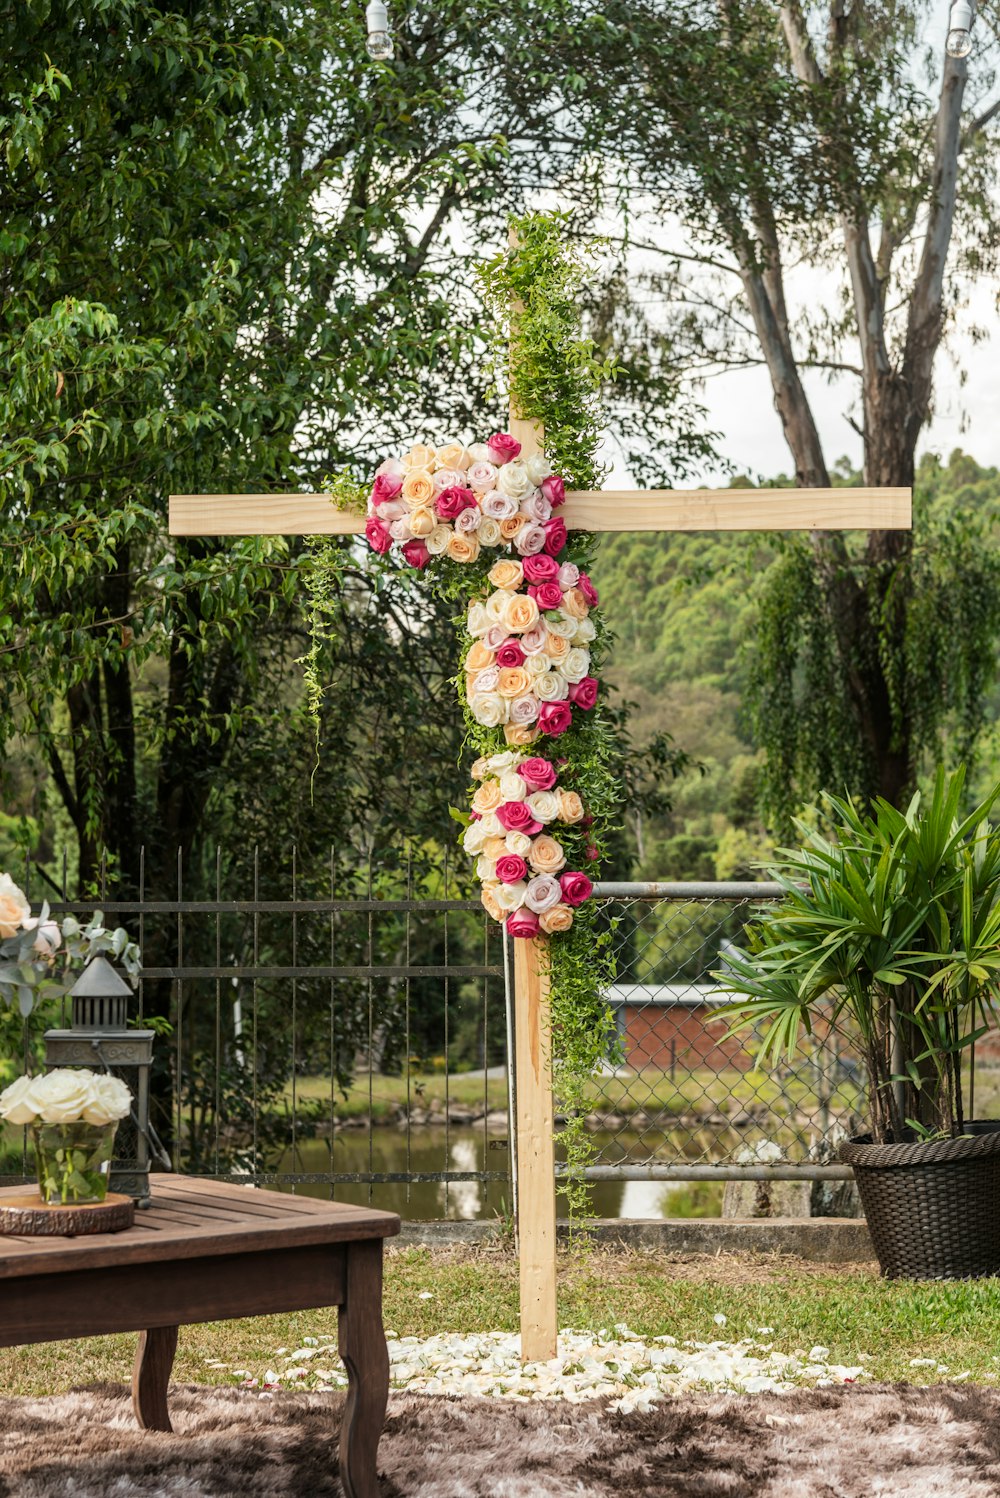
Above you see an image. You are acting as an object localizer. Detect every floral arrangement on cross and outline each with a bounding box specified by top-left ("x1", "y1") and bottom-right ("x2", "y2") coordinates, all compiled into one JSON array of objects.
[{"x1": 364, "y1": 430, "x2": 601, "y2": 939}]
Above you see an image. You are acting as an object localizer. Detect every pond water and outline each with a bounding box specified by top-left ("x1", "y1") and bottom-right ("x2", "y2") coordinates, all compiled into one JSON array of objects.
[{"x1": 276, "y1": 1124, "x2": 738, "y2": 1220}]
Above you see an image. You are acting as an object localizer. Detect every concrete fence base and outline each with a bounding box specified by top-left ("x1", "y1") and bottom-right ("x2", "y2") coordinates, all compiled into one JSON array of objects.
[{"x1": 397, "y1": 1217, "x2": 875, "y2": 1263}]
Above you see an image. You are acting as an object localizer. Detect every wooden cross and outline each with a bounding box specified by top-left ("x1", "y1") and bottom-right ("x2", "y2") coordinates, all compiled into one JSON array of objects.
[{"x1": 170, "y1": 452, "x2": 909, "y2": 1362}]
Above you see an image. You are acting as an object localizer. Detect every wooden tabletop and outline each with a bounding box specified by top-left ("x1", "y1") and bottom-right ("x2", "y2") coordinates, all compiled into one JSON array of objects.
[{"x1": 0, "y1": 1176, "x2": 400, "y2": 1280}]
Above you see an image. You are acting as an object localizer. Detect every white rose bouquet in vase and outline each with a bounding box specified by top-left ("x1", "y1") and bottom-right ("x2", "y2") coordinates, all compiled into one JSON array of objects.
[{"x1": 0, "y1": 1069, "x2": 132, "y2": 1206}]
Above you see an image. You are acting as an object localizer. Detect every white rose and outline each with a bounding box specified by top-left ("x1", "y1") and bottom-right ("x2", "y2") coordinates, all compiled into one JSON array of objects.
[
  {"x1": 81, "y1": 1072, "x2": 132, "y2": 1125},
  {"x1": 575, "y1": 617, "x2": 597, "y2": 643},
  {"x1": 527, "y1": 790, "x2": 560, "y2": 824},
  {"x1": 31, "y1": 1068, "x2": 96, "y2": 1125},
  {"x1": 0, "y1": 1074, "x2": 40, "y2": 1125},
  {"x1": 476, "y1": 855, "x2": 497, "y2": 883},
  {"x1": 469, "y1": 693, "x2": 509, "y2": 728},
  {"x1": 0, "y1": 872, "x2": 30, "y2": 939},
  {"x1": 524, "y1": 454, "x2": 552, "y2": 485},
  {"x1": 559, "y1": 648, "x2": 591, "y2": 684},
  {"x1": 467, "y1": 602, "x2": 490, "y2": 637},
  {"x1": 426, "y1": 524, "x2": 452, "y2": 556},
  {"x1": 467, "y1": 443, "x2": 492, "y2": 463},
  {"x1": 496, "y1": 460, "x2": 531, "y2": 499},
  {"x1": 504, "y1": 831, "x2": 532, "y2": 857},
  {"x1": 493, "y1": 880, "x2": 527, "y2": 912},
  {"x1": 499, "y1": 771, "x2": 526, "y2": 803},
  {"x1": 479, "y1": 810, "x2": 502, "y2": 837},
  {"x1": 524, "y1": 654, "x2": 549, "y2": 679},
  {"x1": 485, "y1": 589, "x2": 514, "y2": 625},
  {"x1": 545, "y1": 612, "x2": 577, "y2": 640},
  {"x1": 463, "y1": 822, "x2": 490, "y2": 855},
  {"x1": 32, "y1": 918, "x2": 62, "y2": 956},
  {"x1": 534, "y1": 671, "x2": 569, "y2": 702},
  {"x1": 486, "y1": 751, "x2": 519, "y2": 772},
  {"x1": 478, "y1": 517, "x2": 502, "y2": 547}
]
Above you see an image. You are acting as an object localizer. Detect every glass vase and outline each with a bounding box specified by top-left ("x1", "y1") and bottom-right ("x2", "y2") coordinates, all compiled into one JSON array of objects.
[{"x1": 31, "y1": 1120, "x2": 118, "y2": 1206}]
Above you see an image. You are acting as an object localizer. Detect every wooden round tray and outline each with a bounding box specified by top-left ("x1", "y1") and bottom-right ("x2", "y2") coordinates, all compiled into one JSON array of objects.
[{"x1": 0, "y1": 1192, "x2": 134, "y2": 1237}]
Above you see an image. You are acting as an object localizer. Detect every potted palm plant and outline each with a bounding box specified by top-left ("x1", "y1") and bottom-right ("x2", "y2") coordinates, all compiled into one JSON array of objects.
[{"x1": 717, "y1": 766, "x2": 1000, "y2": 1279}]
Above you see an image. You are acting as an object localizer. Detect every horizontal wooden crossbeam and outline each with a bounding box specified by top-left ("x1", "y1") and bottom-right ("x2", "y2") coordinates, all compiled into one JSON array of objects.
[{"x1": 168, "y1": 487, "x2": 911, "y2": 537}]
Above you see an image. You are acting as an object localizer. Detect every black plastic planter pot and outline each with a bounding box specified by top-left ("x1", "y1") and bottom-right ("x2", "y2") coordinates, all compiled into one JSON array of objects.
[{"x1": 840, "y1": 1122, "x2": 1000, "y2": 1279}]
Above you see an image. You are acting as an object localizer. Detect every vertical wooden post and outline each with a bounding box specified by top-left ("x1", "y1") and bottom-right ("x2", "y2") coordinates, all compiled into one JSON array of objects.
[{"x1": 508, "y1": 356, "x2": 559, "y2": 1360}]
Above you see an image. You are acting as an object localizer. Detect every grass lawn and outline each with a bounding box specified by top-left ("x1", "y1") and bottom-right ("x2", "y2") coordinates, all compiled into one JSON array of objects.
[{"x1": 5, "y1": 1246, "x2": 1000, "y2": 1397}]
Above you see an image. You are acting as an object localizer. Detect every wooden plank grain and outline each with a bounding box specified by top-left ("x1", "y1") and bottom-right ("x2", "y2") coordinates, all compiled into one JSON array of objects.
[{"x1": 169, "y1": 487, "x2": 912, "y2": 538}]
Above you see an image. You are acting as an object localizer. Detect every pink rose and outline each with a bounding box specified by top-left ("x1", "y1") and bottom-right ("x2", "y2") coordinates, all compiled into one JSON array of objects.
[
  {"x1": 496, "y1": 854, "x2": 528, "y2": 884},
  {"x1": 436, "y1": 486, "x2": 477, "y2": 522},
  {"x1": 401, "y1": 539, "x2": 430, "y2": 569},
  {"x1": 487, "y1": 433, "x2": 521, "y2": 465},
  {"x1": 541, "y1": 474, "x2": 566, "y2": 507},
  {"x1": 508, "y1": 694, "x2": 540, "y2": 725},
  {"x1": 506, "y1": 909, "x2": 540, "y2": 940},
  {"x1": 543, "y1": 517, "x2": 568, "y2": 557},
  {"x1": 514, "y1": 523, "x2": 547, "y2": 556},
  {"x1": 528, "y1": 581, "x2": 564, "y2": 611},
  {"x1": 523, "y1": 874, "x2": 563, "y2": 914},
  {"x1": 519, "y1": 624, "x2": 548, "y2": 656},
  {"x1": 472, "y1": 665, "x2": 500, "y2": 693},
  {"x1": 496, "y1": 801, "x2": 543, "y2": 835},
  {"x1": 522, "y1": 554, "x2": 559, "y2": 584},
  {"x1": 371, "y1": 472, "x2": 403, "y2": 505},
  {"x1": 467, "y1": 460, "x2": 500, "y2": 492},
  {"x1": 578, "y1": 572, "x2": 599, "y2": 607},
  {"x1": 585, "y1": 843, "x2": 600, "y2": 862},
  {"x1": 517, "y1": 757, "x2": 557, "y2": 791},
  {"x1": 559, "y1": 872, "x2": 593, "y2": 907},
  {"x1": 454, "y1": 506, "x2": 482, "y2": 535},
  {"x1": 365, "y1": 518, "x2": 392, "y2": 555},
  {"x1": 569, "y1": 676, "x2": 598, "y2": 710},
  {"x1": 496, "y1": 638, "x2": 526, "y2": 668},
  {"x1": 483, "y1": 625, "x2": 508, "y2": 651},
  {"x1": 538, "y1": 701, "x2": 572, "y2": 736},
  {"x1": 375, "y1": 499, "x2": 406, "y2": 522},
  {"x1": 521, "y1": 492, "x2": 553, "y2": 523},
  {"x1": 482, "y1": 490, "x2": 518, "y2": 521},
  {"x1": 557, "y1": 562, "x2": 579, "y2": 589}
]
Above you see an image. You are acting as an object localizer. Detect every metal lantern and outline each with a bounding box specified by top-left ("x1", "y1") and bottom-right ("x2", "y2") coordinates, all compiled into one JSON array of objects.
[{"x1": 44, "y1": 955, "x2": 159, "y2": 1205}]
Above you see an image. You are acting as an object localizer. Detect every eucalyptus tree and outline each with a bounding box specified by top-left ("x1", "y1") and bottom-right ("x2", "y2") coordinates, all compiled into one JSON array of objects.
[{"x1": 502, "y1": 0, "x2": 1000, "y2": 813}]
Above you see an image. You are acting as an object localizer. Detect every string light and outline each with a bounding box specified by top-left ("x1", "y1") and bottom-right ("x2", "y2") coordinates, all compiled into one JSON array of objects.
[
  {"x1": 365, "y1": 0, "x2": 394, "y2": 60},
  {"x1": 946, "y1": 0, "x2": 974, "y2": 58}
]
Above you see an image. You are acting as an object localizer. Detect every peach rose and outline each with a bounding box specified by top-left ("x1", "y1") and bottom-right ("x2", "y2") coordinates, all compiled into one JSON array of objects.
[
  {"x1": 437, "y1": 441, "x2": 472, "y2": 472},
  {"x1": 489, "y1": 558, "x2": 524, "y2": 590},
  {"x1": 528, "y1": 834, "x2": 566, "y2": 874},
  {"x1": 481, "y1": 886, "x2": 504, "y2": 922},
  {"x1": 466, "y1": 641, "x2": 496, "y2": 672},
  {"x1": 472, "y1": 780, "x2": 503, "y2": 814},
  {"x1": 0, "y1": 874, "x2": 30, "y2": 939},
  {"x1": 484, "y1": 836, "x2": 509, "y2": 862},
  {"x1": 558, "y1": 791, "x2": 585, "y2": 824},
  {"x1": 471, "y1": 756, "x2": 489, "y2": 779},
  {"x1": 544, "y1": 632, "x2": 571, "y2": 661},
  {"x1": 503, "y1": 594, "x2": 540, "y2": 634},
  {"x1": 504, "y1": 723, "x2": 540, "y2": 747},
  {"x1": 447, "y1": 532, "x2": 481, "y2": 564},
  {"x1": 402, "y1": 470, "x2": 436, "y2": 508},
  {"x1": 562, "y1": 587, "x2": 590, "y2": 621},
  {"x1": 539, "y1": 903, "x2": 574, "y2": 934},
  {"x1": 500, "y1": 513, "x2": 529, "y2": 539},
  {"x1": 408, "y1": 507, "x2": 436, "y2": 537},
  {"x1": 401, "y1": 444, "x2": 436, "y2": 472},
  {"x1": 497, "y1": 667, "x2": 532, "y2": 699}
]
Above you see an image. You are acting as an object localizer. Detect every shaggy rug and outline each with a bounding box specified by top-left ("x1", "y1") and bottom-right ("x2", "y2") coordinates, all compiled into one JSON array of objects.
[{"x1": 3, "y1": 1381, "x2": 1000, "y2": 1497}]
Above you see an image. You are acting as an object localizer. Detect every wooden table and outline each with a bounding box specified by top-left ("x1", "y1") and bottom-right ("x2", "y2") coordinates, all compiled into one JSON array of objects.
[{"x1": 0, "y1": 1176, "x2": 400, "y2": 1498}]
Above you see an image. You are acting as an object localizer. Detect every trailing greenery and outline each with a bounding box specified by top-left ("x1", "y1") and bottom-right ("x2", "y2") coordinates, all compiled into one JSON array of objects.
[{"x1": 718, "y1": 766, "x2": 1000, "y2": 1143}]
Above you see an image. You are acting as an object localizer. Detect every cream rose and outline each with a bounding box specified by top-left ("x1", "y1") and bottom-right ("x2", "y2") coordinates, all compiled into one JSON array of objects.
[
  {"x1": 478, "y1": 517, "x2": 502, "y2": 547},
  {"x1": 401, "y1": 469, "x2": 436, "y2": 509},
  {"x1": 472, "y1": 780, "x2": 503, "y2": 814},
  {"x1": 527, "y1": 790, "x2": 560, "y2": 824},
  {"x1": 447, "y1": 532, "x2": 480, "y2": 564},
  {"x1": 545, "y1": 611, "x2": 577, "y2": 640},
  {"x1": 467, "y1": 443, "x2": 492, "y2": 463},
  {"x1": 463, "y1": 821, "x2": 490, "y2": 855},
  {"x1": 524, "y1": 454, "x2": 552, "y2": 485},
  {"x1": 504, "y1": 830, "x2": 533, "y2": 856},
  {"x1": 486, "y1": 588, "x2": 515, "y2": 624},
  {"x1": 476, "y1": 854, "x2": 497, "y2": 884},
  {"x1": 486, "y1": 750, "x2": 519, "y2": 772},
  {"x1": 498, "y1": 770, "x2": 526, "y2": 802},
  {"x1": 493, "y1": 880, "x2": 528, "y2": 913},
  {"x1": 0, "y1": 873, "x2": 31, "y2": 938},
  {"x1": 562, "y1": 587, "x2": 590, "y2": 621},
  {"x1": 437, "y1": 442, "x2": 472, "y2": 472},
  {"x1": 539, "y1": 903, "x2": 574, "y2": 934},
  {"x1": 559, "y1": 647, "x2": 591, "y2": 684},
  {"x1": 408, "y1": 507, "x2": 436, "y2": 537},
  {"x1": 489, "y1": 558, "x2": 524, "y2": 590},
  {"x1": 528, "y1": 834, "x2": 566, "y2": 875},
  {"x1": 503, "y1": 594, "x2": 540, "y2": 635},
  {"x1": 426, "y1": 524, "x2": 453, "y2": 556},
  {"x1": 525, "y1": 653, "x2": 550, "y2": 679},
  {"x1": 467, "y1": 602, "x2": 491, "y2": 637},
  {"x1": 558, "y1": 791, "x2": 585, "y2": 824},
  {"x1": 401, "y1": 443, "x2": 436, "y2": 472},
  {"x1": 504, "y1": 724, "x2": 540, "y2": 747},
  {"x1": 496, "y1": 459, "x2": 531, "y2": 499},
  {"x1": 575, "y1": 617, "x2": 597, "y2": 643},
  {"x1": 478, "y1": 810, "x2": 502, "y2": 837},
  {"x1": 534, "y1": 671, "x2": 569, "y2": 702},
  {"x1": 469, "y1": 693, "x2": 509, "y2": 728}
]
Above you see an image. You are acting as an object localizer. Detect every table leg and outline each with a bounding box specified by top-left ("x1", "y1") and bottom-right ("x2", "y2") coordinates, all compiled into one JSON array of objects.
[
  {"x1": 338, "y1": 1240, "x2": 389, "y2": 1498},
  {"x1": 132, "y1": 1325, "x2": 179, "y2": 1433}
]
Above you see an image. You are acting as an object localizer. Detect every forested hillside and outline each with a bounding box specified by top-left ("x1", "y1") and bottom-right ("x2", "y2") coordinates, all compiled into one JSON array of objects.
[{"x1": 591, "y1": 451, "x2": 1000, "y2": 881}]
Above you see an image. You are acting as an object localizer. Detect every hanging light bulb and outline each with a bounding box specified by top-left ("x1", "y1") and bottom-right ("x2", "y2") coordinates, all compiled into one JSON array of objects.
[
  {"x1": 366, "y1": 0, "x2": 394, "y2": 60},
  {"x1": 946, "y1": 0, "x2": 974, "y2": 58}
]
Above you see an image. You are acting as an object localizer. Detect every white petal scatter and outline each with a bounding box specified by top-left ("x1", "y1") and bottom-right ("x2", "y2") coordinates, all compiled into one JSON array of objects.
[{"x1": 232, "y1": 1325, "x2": 867, "y2": 1414}]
